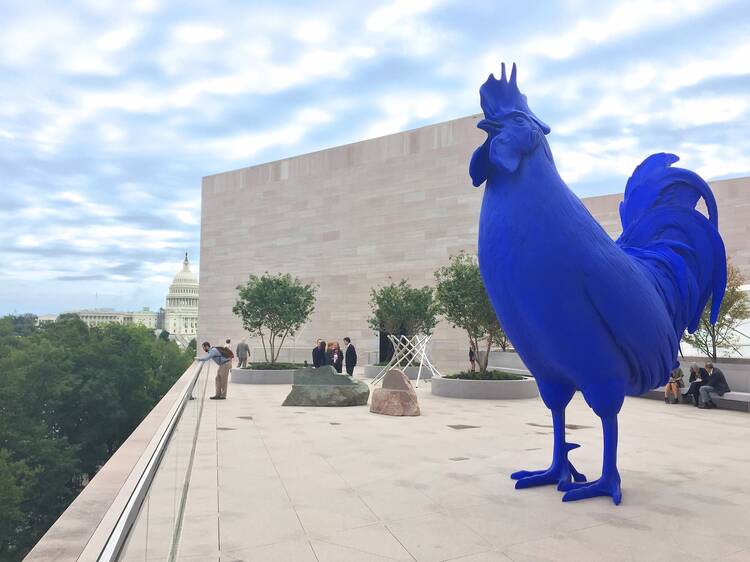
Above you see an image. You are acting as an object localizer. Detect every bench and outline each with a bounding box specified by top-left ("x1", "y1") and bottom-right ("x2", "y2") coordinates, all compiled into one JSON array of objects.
[{"x1": 644, "y1": 387, "x2": 750, "y2": 412}]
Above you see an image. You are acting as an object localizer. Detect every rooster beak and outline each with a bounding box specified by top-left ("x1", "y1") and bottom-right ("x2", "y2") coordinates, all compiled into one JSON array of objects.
[{"x1": 477, "y1": 118, "x2": 499, "y2": 133}]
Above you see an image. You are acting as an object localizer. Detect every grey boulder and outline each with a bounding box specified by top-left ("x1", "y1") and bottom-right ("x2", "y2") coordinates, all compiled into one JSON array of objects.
[{"x1": 282, "y1": 366, "x2": 370, "y2": 407}]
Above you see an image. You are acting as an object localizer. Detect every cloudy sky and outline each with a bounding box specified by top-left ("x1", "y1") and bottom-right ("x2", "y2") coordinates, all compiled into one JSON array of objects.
[{"x1": 1, "y1": 0, "x2": 749, "y2": 315}]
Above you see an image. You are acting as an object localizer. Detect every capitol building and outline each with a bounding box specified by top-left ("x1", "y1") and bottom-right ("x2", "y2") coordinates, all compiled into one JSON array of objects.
[
  {"x1": 42, "y1": 254, "x2": 199, "y2": 348},
  {"x1": 163, "y1": 253, "x2": 199, "y2": 347}
]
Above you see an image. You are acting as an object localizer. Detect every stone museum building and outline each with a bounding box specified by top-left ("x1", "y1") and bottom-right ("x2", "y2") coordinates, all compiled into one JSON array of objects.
[{"x1": 199, "y1": 114, "x2": 750, "y2": 370}]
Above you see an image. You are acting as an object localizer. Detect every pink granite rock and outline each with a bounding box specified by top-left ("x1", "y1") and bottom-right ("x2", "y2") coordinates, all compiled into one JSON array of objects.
[{"x1": 370, "y1": 369, "x2": 420, "y2": 416}]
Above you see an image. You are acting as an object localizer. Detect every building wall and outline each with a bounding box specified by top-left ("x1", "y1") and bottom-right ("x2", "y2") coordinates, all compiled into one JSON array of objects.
[{"x1": 199, "y1": 114, "x2": 750, "y2": 370}]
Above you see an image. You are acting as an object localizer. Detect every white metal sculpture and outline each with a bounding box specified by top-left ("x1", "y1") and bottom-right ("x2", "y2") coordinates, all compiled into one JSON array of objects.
[{"x1": 370, "y1": 334, "x2": 441, "y2": 388}]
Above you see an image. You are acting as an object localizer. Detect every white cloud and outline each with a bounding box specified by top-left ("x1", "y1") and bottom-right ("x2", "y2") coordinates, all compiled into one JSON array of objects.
[
  {"x1": 293, "y1": 19, "x2": 332, "y2": 44},
  {"x1": 97, "y1": 26, "x2": 140, "y2": 51},
  {"x1": 522, "y1": 0, "x2": 726, "y2": 60},
  {"x1": 1, "y1": 0, "x2": 748, "y2": 313},
  {"x1": 365, "y1": 92, "x2": 447, "y2": 138},
  {"x1": 669, "y1": 95, "x2": 749, "y2": 127},
  {"x1": 171, "y1": 23, "x2": 227, "y2": 44}
]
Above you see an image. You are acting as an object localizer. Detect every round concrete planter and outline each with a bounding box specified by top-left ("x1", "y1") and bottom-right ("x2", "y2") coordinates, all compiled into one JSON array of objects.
[
  {"x1": 231, "y1": 368, "x2": 295, "y2": 384},
  {"x1": 362, "y1": 365, "x2": 432, "y2": 380},
  {"x1": 431, "y1": 376, "x2": 538, "y2": 399}
]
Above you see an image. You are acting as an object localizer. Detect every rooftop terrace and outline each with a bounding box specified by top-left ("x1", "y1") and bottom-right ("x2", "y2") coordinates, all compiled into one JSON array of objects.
[{"x1": 29, "y1": 363, "x2": 750, "y2": 562}]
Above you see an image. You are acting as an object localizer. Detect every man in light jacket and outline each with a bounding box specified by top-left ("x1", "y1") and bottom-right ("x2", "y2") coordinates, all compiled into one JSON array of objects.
[{"x1": 197, "y1": 341, "x2": 232, "y2": 400}]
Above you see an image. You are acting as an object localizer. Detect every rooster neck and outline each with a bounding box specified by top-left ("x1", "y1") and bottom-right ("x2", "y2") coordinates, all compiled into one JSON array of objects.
[{"x1": 482, "y1": 147, "x2": 570, "y2": 221}]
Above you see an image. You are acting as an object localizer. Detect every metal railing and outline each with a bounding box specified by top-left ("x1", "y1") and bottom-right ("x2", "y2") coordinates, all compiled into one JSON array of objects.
[{"x1": 97, "y1": 361, "x2": 208, "y2": 561}]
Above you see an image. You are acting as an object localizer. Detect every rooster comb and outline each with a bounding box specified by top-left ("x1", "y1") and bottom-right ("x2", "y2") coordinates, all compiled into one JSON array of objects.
[{"x1": 480, "y1": 63, "x2": 550, "y2": 135}]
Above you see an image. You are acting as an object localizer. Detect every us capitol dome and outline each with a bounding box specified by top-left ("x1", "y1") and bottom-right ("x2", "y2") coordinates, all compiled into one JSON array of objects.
[{"x1": 163, "y1": 253, "x2": 199, "y2": 346}]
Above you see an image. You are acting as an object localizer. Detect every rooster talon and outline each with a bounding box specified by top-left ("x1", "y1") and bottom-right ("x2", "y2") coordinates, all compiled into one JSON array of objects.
[
  {"x1": 561, "y1": 475, "x2": 622, "y2": 505},
  {"x1": 569, "y1": 461, "x2": 587, "y2": 482},
  {"x1": 510, "y1": 469, "x2": 545, "y2": 480}
]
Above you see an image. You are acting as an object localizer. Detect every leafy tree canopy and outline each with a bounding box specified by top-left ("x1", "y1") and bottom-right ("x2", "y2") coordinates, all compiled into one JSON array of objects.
[
  {"x1": 368, "y1": 279, "x2": 438, "y2": 338},
  {"x1": 434, "y1": 253, "x2": 509, "y2": 373},
  {"x1": 683, "y1": 260, "x2": 750, "y2": 360},
  {"x1": 0, "y1": 316, "x2": 194, "y2": 560},
  {"x1": 233, "y1": 273, "x2": 317, "y2": 364}
]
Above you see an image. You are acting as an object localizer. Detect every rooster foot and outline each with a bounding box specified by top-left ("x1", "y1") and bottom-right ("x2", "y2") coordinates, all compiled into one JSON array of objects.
[
  {"x1": 511, "y1": 443, "x2": 586, "y2": 490},
  {"x1": 560, "y1": 472, "x2": 622, "y2": 505}
]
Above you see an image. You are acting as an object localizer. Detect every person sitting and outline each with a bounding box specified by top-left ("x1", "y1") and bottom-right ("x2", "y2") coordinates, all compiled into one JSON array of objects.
[
  {"x1": 698, "y1": 362, "x2": 731, "y2": 409},
  {"x1": 312, "y1": 340, "x2": 328, "y2": 368},
  {"x1": 664, "y1": 366, "x2": 684, "y2": 404},
  {"x1": 685, "y1": 363, "x2": 708, "y2": 407}
]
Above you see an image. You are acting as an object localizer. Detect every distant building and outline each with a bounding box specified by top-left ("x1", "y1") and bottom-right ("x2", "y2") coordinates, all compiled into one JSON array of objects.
[
  {"x1": 37, "y1": 314, "x2": 59, "y2": 324},
  {"x1": 163, "y1": 253, "x2": 199, "y2": 347},
  {"x1": 70, "y1": 307, "x2": 158, "y2": 328},
  {"x1": 37, "y1": 255, "x2": 199, "y2": 348}
]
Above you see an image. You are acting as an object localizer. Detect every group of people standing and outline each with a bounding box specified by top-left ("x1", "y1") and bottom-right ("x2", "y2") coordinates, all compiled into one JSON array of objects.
[
  {"x1": 312, "y1": 337, "x2": 357, "y2": 375},
  {"x1": 664, "y1": 361, "x2": 731, "y2": 408}
]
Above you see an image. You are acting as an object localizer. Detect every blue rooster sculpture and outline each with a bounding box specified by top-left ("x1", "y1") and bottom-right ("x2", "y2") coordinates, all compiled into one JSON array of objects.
[{"x1": 471, "y1": 63, "x2": 727, "y2": 504}]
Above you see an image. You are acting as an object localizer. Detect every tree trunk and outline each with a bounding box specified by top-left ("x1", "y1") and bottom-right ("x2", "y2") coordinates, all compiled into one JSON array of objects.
[
  {"x1": 480, "y1": 337, "x2": 492, "y2": 374},
  {"x1": 259, "y1": 333, "x2": 269, "y2": 363},
  {"x1": 274, "y1": 330, "x2": 289, "y2": 363},
  {"x1": 711, "y1": 324, "x2": 717, "y2": 361}
]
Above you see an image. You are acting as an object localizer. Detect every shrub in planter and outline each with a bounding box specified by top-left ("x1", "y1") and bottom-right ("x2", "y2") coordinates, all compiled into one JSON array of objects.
[
  {"x1": 434, "y1": 253, "x2": 510, "y2": 374},
  {"x1": 368, "y1": 279, "x2": 438, "y2": 338},
  {"x1": 444, "y1": 370, "x2": 525, "y2": 381},
  {"x1": 242, "y1": 362, "x2": 306, "y2": 371},
  {"x1": 233, "y1": 273, "x2": 317, "y2": 365},
  {"x1": 368, "y1": 279, "x2": 438, "y2": 364}
]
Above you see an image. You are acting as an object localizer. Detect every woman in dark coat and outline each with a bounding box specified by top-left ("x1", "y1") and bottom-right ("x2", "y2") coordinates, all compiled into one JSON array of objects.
[
  {"x1": 685, "y1": 362, "x2": 708, "y2": 407},
  {"x1": 329, "y1": 341, "x2": 344, "y2": 373}
]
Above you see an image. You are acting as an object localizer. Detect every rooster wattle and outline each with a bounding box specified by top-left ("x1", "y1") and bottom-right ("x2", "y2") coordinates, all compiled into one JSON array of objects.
[{"x1": 471, "y1": 63, "x2": 727, "y2": 504}]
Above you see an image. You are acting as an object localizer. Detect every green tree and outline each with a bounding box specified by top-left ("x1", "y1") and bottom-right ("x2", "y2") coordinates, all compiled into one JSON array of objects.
[
  {"x1": 0, "y1": 314, "x2": 191, "y2": 560},
  {"x1": 683, "y1": 261, "x2": 750, "y2": 360},
  {"x1": 158, "y1": 330, "x2": 170, "y2": 342},
  {"x1": 7, "y1": 314, "x2": 38, "y2": 336},
  {"x1": 434, "y1": 253, "x2": 509, "y2": 373},
  {"x1": 233, "y1": 273, "x2": 317, "y2": 364},
  {"x1": 368, "y1": 279, "x2": 438, "y2": 338}
]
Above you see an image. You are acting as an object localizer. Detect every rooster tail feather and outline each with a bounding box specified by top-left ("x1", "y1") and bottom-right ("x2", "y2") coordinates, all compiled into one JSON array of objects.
[{"x1": 617, "y1": 153, "x2": 727, "y2": 338}]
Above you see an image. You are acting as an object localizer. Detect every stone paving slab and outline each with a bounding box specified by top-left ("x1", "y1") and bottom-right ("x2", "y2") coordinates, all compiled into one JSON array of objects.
[{"x1": 170, "y1": 367, "x2": 750, "y2": 561}]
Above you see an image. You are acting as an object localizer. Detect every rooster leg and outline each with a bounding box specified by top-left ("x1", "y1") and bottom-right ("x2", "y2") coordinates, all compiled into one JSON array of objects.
[
  {"x1": 511, "y1": 397, "x2": 587, "y2": 490},
  {"x1": 560, "y1": 414, "x2": 622, "y2": 505}
]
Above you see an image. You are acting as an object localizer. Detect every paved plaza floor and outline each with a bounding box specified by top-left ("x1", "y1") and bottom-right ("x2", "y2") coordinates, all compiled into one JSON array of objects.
[{"x1": 175, "y1": 367, "x2": 750, "y2": 562}]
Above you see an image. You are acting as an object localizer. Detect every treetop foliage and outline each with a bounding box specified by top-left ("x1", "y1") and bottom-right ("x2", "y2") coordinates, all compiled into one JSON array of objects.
[
  {"x1": 233, "y1": 273, "x2": 317, "y2": 363},
  {"x1": 683, "y1": 260, "x2": 750, "y2": 360},
  {"x1": 368, "y1": 279, "x2": 438, "y2": 338},
  {"x1": 0, "y1": 315, "x2": 193, "y2": 561}
]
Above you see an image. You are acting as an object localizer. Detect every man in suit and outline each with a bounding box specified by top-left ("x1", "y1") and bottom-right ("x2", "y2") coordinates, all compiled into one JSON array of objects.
[
  {"x1": 343, "y1": 337, "x2": 357, "y2": 376},
  {"x1": 235, "y1": 338, "x2": 251, "y2": 368},
  {"x1": 699, "y1": 362, "x2": 731, "y2": 408},
  {"x1": 312, "y1": 340, "x2": 328, "y2": 368}
]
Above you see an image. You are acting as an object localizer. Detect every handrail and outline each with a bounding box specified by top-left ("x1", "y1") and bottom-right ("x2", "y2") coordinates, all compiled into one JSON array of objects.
[{"x1": 96, "y1": 361, "x2": 206, "y2": 561}]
